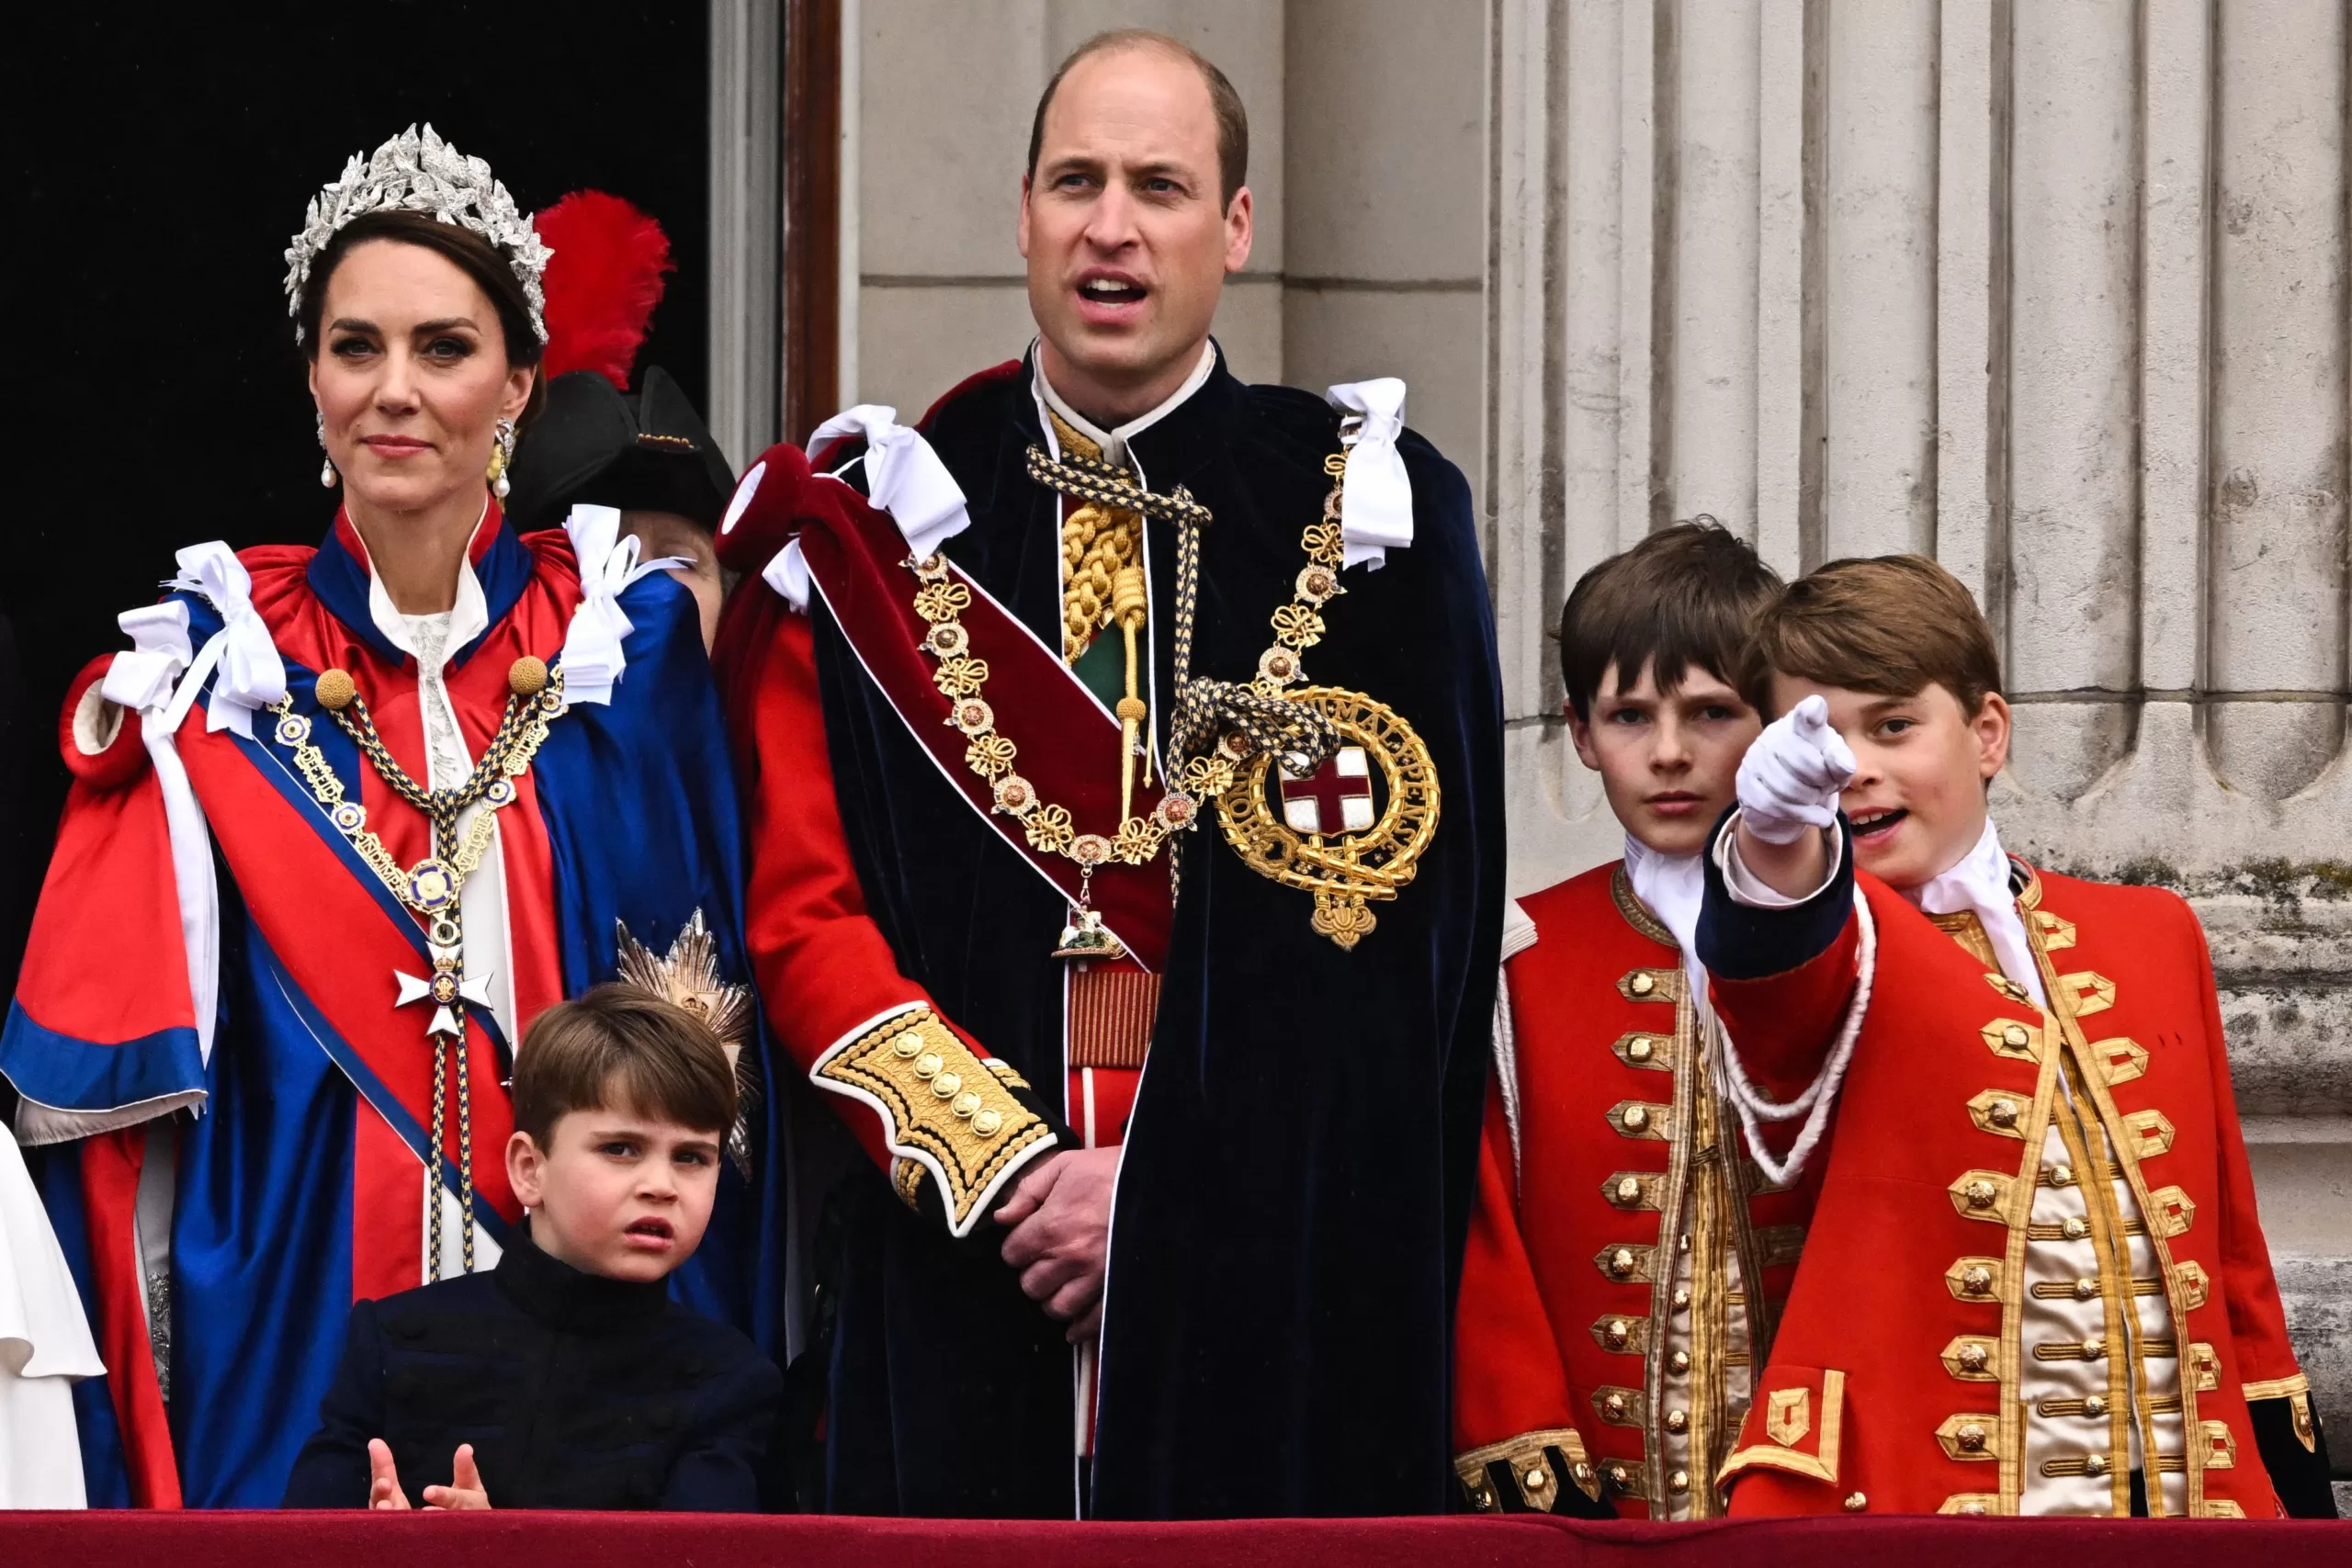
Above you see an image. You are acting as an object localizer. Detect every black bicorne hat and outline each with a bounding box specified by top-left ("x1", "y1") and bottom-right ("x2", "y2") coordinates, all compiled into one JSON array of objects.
[{"x1": 503, "y1": 366, "x2": 735, "y2": 536}]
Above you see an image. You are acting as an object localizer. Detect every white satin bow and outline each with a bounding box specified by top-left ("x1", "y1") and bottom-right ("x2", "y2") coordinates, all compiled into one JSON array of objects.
[
  {"x1": 808, "y1": 405, "x2": 971, "y2": 562},
  {"x1": 103, "y1": 603, "x2": 196, "y2": 716},
  {"x1": 1325, "y1": 378, "x2": 1414, "y2": 570},
  {"x1": 559, "y1": 504, "x2": 687, "y2": 705},
  {"x1": 166, "y1": 542, "x2": 288, "y2": 739}
]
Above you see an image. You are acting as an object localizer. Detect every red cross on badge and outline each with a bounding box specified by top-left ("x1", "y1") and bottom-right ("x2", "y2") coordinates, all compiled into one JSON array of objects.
[{"x1": 1280, "y1": 746, "x2": 1375, "y2": 836}]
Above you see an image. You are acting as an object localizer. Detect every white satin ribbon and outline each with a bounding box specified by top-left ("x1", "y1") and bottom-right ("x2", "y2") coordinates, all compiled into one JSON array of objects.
[
  {"x1": 1325, "y1": 378, "x2": 1414, "y2": 570},
  {"x1": 99, "y1": 600, "x2": 222, "y2": 1069},
  {"x1": 808, "y1": 405, "x2": 971, "y2": 563},
  {"x1": 559, "y1": 504, "x2": 688, "y2": 705},
  {"x1": 166, "y1": 543, "x2": 287, "y2": 739}
]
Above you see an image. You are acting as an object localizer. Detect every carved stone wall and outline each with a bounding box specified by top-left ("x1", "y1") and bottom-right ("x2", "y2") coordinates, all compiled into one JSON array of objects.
[{"x1": 1486, "y1": 0, "x2": 2349, "y2": 1497}]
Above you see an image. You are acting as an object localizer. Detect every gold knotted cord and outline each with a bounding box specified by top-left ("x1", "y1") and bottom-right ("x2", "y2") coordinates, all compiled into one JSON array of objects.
[{"x1": 1049, "y1": 412, "x2": 1153, "y2": 818}]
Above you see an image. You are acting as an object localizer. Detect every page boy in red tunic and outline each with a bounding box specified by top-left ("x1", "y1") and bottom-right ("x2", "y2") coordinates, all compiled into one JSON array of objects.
[
  {"x1": 1453, "y1": 522, "x2": 1840, "y2": 1519},
  {"x1": 1696, "y1": 556, "x2": 2334, "y2": 1517}
]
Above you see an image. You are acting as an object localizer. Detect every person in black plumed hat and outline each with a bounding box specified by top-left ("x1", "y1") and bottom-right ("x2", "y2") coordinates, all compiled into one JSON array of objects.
[{"x1": 504, "y1": 193, "x2": 733, "y2": 649}]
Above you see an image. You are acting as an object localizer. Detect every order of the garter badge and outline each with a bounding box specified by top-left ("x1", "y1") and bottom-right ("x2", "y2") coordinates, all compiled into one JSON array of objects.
[{"x1": 1213, "y1": 686, "x2": 1439, "y2": 951}]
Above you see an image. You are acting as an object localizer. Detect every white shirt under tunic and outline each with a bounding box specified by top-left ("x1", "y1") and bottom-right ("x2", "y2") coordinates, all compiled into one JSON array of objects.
[
  {"x1": 1913, "y1": 821, "x2": 2186, "y2": 1516},
  {"x1": 371, "y1": 561, "x2": 514, "y2": 1284}
]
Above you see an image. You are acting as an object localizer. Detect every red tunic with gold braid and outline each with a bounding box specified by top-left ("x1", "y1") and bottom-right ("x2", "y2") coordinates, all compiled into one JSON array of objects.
[
  {"x1": 1453, "y1": 862, "x2": 1830, "y2": 1517},
  {"x1": 1714, "y1": 865, "x2": 2315, "y2": 1517}
]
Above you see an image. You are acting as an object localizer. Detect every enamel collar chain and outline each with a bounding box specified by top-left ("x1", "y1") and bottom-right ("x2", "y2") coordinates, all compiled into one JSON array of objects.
[
  {"x1": 269, "y1": 652, "x2": 567, "y2": 1277},
  {"x1": 898, "y1": 427, "x2": 1352, "y2": 959}
]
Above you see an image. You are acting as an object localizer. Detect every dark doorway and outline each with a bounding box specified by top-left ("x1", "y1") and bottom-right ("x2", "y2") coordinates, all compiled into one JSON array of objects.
[{"x1": 5, "y1": 4, "x2": 712, "y2": 998}]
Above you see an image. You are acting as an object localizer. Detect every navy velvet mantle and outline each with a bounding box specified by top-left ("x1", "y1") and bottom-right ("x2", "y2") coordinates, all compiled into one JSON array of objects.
[{"x1": 806, "y1": 351, "x2": 1505, "y2": 1519}]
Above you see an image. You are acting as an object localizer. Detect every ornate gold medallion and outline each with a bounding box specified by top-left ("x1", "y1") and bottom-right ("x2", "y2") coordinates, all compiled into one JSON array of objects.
[{"x1": 1212, "y1": 686, "x2": 1440, "y2": 951}]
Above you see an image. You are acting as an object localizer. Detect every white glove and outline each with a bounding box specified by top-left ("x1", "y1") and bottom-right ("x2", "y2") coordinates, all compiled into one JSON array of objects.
[{"x1": 1736, "y1": 695, "x2": 1857, "y2": 845}]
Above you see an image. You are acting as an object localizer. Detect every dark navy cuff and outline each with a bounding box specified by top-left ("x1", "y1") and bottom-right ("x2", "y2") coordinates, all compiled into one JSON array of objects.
[{"x1": 1697, "y1": 806, "x2": 1856, "y2": 982}]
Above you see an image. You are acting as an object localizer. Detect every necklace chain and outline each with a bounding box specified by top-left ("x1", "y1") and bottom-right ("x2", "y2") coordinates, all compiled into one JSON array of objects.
[
  {"x1": 907, "y1": 438, "x2": 1352, "y2": 907},
  {"x1": 267, "y1": 660, "x2": 567, "y2": 1278}
]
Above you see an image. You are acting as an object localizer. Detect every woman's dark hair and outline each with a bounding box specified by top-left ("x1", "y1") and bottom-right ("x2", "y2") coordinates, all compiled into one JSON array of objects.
[{"x1": 297, "y1": 209, "x2": 548, "y2": 425}]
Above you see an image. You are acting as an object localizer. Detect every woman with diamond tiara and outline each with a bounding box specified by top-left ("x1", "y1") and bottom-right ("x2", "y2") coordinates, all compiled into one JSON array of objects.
[{"x1": 0, "y1": 127, "x2": 782, "y2": 1507}]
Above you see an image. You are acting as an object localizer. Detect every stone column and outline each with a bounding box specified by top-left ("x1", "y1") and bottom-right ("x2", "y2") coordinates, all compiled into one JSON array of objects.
[{"x1": 1486, "y1": 0, "x2": 2352, "y2": 1498}]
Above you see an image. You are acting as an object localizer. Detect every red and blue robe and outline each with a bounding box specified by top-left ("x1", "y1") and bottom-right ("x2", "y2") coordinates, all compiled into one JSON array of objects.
[{"x1": 1, "y1": 505, "x2": 783, "y2": 1507}]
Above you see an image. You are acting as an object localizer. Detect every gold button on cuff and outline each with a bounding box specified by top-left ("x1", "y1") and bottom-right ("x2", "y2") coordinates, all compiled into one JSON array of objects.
[
  {"x1": 816, "y1": 1007, "x2": 1053, "y2": 1233},
  {"x1": 1844, "y1": 1492, "x2": 1868, "y2": 1512}
]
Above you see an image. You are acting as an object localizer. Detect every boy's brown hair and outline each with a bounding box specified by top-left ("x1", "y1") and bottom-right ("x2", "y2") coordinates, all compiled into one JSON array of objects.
[
  {"x1": 511, "y1": 984, "x2": 737, "y2": 1149},
  {"x1": 1559, "y1": 518, "x2": 1783, "y2": 721},
  {"x1": 1740, "y1": 554, "x2": 2003, "y2": 719}
]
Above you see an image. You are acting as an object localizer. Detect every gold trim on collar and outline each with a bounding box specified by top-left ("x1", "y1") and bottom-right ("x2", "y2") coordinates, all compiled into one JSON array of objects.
[{"x1": 1611, "y1": 864, "x2": 1677, "y2": 947}]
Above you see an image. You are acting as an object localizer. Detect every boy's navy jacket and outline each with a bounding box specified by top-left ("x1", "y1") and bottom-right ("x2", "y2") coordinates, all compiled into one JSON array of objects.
[{"x1": 282, "y1": 1225, "x2": 781, "y2": 1511}]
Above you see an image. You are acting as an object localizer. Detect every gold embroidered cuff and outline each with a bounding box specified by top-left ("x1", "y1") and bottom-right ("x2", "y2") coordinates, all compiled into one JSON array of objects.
[
  {"x1": 1453, "y1": 1427, "x2": 1600, "y2": 1510},
  {"x1": 813, "y1": 1006, "x2": 1056, "y2": 1235}
]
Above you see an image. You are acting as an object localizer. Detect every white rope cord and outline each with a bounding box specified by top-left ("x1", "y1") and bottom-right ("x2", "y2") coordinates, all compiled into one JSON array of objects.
[{"x1": 1717, "y1": 889, "x2": 1877, "y2": 1189}]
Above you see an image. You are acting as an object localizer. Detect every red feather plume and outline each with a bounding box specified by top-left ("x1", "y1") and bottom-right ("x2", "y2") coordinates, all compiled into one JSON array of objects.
[{"x1": 535, "y1": 191, "x2": 673, "y2": 388}]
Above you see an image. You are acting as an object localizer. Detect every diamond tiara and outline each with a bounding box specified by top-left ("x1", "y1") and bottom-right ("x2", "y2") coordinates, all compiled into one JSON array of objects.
[{"x1": 284, "y1": 123, "x2": 551, "y2": 345}]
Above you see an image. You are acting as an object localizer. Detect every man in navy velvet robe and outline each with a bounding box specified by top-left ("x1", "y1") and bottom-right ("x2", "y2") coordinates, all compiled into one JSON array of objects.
[{"x1": 714, "y1": 28, "x2": 1504, "y2": 1517}]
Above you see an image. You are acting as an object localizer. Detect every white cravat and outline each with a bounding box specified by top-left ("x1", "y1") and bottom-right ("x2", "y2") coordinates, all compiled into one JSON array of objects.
[
  {"x1": 1623, "y1": 833, "x2": 1709, "y2": 1015},
  {"x1": 1903, "y1": 817, "x2": 2044, "y2": 1007}
]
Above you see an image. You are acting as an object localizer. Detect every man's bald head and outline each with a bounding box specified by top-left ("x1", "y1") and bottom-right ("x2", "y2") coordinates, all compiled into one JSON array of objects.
[{"x1": 1027, "y1": 29, "x2": 1249, "y2": 208}]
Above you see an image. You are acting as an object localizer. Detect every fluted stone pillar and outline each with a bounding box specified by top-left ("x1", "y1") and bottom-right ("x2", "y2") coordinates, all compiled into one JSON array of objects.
[{"x1": 1484, "y1": 0, "x2": 2351, "y2": 1500}]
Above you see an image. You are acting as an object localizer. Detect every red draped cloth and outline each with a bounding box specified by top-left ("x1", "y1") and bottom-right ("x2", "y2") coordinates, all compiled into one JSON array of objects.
[{"x1": 1, "y1": 1513, "x2": 2339, "y2": 1567}]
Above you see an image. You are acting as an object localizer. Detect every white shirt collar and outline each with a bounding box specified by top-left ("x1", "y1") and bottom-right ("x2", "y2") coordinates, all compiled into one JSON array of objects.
[
  {"x1": 363, "y1": 501, "x2": 494, "y2": 671},
  {"x1": 1033, "y1": 341, "x2": 1218, "y2": 473},
  {"x1": 1905, "y1": 815, "x2": 2045, "y2": 1007}
]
